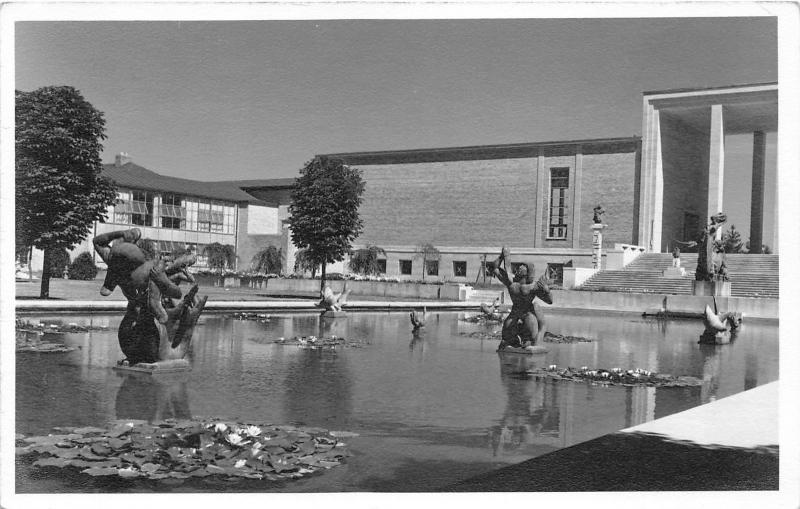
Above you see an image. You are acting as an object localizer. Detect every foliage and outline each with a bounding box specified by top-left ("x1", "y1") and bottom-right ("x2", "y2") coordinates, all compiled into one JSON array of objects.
[
  {"x1": 67, "y1": 252, "x2": 98, "y2": 280},
  {"x1": 415, "y1": 243, "x2": 441, "y2": 281},
  {"x1": 15, "y1": 86, "x2": 117, "y2": 297},
  {"x1": 348, "y1": 245, "x2": 386, "y2": 275},
  {"x1": 251, "y1": 245, "x2": 283, "y2": 275},
  {"x1": 293, "y1": 248, "x2": 319, "y2": 277},
  {"x1": 721, "y1": 224, "x2": 745, "y2": 253},
  {"x1": 745, "y1": 240, "x2": 773, "y2": 254},
  {"x1": 203, "y1": 243, "x2": 236, "y2": 271},
  {"x1": 16, "y1": 419, "x2": 353, "y2": 482},
  {"x1": 47, "y1": 247, "x2": 71, "y2": 279},
  {"x1": 289, "y1": 156, "x2": 365, "y2": 292}
]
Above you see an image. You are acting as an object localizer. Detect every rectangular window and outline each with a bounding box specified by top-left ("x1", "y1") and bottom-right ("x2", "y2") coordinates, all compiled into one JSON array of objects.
[
  {"x1": 131, "y1": 190, "x2": 153, "y2": 227},
  {"x1": 452, "y1": 261, "x2": 467, "y2": 277},
  {"x1": 160, "y1": 193, "x2": 187, "y2": 230},
  {"x1": 546, "y1": 263, "x2": 565, "y2": 287},
  {"x1": 399, "y1": 260, "x2": 412, "y2": 275},
  {"x1": 425, "y1": 260, "x2": 439, "y2": 276},
  {"x1": 547, "y1": 168, "x2": 569, "y2": 239},
  {"x1": 376, "y1": 259, "x2": 387, "y2": 275}
]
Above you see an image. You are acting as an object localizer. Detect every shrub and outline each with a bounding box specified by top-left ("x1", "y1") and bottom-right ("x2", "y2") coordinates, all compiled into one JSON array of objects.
[
  {"x1": 48, "y1": 247, "x2": 70, "y2": 278},
  {"x1": 68, "y1": 252, "x2": 98, "y2": 280}
]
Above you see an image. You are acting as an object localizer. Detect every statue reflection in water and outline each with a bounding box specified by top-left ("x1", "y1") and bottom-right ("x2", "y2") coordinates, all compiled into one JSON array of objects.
[
  {"x1": 115, "y1": 373, "x2": 191, "y2": 422},
  {"x1": 488, "y1": 354, "x2": 557, "y2": 457}
]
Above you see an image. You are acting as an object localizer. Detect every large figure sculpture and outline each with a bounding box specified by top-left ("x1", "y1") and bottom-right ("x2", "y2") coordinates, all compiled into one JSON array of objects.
[
  {"x1": 677, "y1": 213, "x2": 729, "y2": 281},
  {"x1": 93, "y1": 228, "x2": 207, "y2": 366},
  {"x1": 486, "y1": 247, "x2": 553, "y2": 351}
]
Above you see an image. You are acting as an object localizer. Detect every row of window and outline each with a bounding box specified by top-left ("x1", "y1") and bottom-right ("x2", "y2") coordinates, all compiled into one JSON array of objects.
[
  {"x1": 374, "y1": 259, "x2": 565, "y2": 284},
  {"x1": 111, "y1": 190, "x2": 237, "y2": 234}
]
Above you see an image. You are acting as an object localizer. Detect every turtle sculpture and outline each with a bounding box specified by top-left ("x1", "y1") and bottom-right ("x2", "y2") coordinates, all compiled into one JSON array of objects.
[{"x1": 93, "y1": 228, "x2": 207, "y2": 367}]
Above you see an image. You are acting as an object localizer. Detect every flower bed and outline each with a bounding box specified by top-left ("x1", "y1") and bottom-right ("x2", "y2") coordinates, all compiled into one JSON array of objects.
[{"x1": 16, "y1": 419, "x2": 354, "y2": 482}]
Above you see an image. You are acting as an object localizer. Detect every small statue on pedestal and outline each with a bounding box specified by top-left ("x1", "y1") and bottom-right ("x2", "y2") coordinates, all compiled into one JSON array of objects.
[
  {"x1": 592, "y1": 205, "x2": 605, "y2": 224},
  {"x1": 318, "y1": 281, "x2": 351, "y2": 316}
]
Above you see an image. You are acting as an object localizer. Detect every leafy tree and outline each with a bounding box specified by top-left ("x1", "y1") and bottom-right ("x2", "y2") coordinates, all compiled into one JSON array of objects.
[
  {"x1": 16, "y1": 86, "x2": 117, "y2": 298},
  {"x1": 415, "y1": 243, "x2": 441, "y2": 281},
  {"x1": 349, "y1": 245, "x2": 386, "y2": 276},
  {"x1": 289, "y1": 156, "x2": 365, "y2": 292},
  {"x1": 48, "y1": 247, "x2": 71, "y2": 279},
  {"x1": 68, "y1": 252, "x2": 98, "y2": 280},
  {"x1": 251, "y1": 245, "x2": 283, "y2": 274},
  {"x1": 293, "y1": 248, "x2": 319, "y2": 277},
  {"x1": 203, "y1": 243, "x2": 236, "y2": 271},
  {"x1": 721, "y1": 224, "x2": 745, "y2": 253}
]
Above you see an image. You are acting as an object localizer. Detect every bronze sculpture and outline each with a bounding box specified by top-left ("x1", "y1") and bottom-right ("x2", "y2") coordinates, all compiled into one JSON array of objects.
[
  {"x1": 486, "y1": 247, "x2": 552, "y2": 351},
  {"x1": 676, "y1": 212, "x2": 729, "y2": 281},
  {"x1": 93, "y1": 228, "x2": 207, "y2": 366},
  {"x1": 592, "y1": 205, "x2": 605, "y2": 224}
]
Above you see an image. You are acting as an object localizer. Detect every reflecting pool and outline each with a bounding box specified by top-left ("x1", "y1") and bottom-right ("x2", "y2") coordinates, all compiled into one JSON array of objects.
[{"x1": 16, "y1": 310, "x2": 778, "y2": 492}]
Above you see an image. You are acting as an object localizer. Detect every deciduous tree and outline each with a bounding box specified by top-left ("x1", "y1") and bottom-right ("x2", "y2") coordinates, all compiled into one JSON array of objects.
[
  {"x1": 16, "y1": 86, "x2": 117, "y2": 298},
  {"x1": 289, "y1": 156, "x2": 365, "y2": 292}
]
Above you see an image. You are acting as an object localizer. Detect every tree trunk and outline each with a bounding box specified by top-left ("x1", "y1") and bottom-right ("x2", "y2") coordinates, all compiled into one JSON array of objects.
[
  {"x1": 422, "y1": 256, "x2": 426, "y2": 281},
  {"x1": 40, "y1": 247, "x2": 52, "y2": 299},
  {"x1": 320, "y1": 263, "x2": 327, "y2": 295}
]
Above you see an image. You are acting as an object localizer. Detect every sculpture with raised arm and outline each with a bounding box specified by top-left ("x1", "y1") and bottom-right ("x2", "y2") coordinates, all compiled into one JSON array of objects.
[
  {"x1": 318, "y1": 281, "x2": 351, "y2": 313},
  {"x1": 486, "y1": 247, "x2": 553, "y2": 351},
  {"x1": 675, "y1": 212, "x2": 729, "y2": 282},
  {"x1": 93, "y1": 228, "x2": 207, "y2": 366}
]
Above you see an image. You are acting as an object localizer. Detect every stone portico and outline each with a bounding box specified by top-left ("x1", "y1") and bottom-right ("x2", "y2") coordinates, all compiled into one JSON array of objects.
[{"x1": 638, "y1": 83, "x2": 778, "y2": 253}]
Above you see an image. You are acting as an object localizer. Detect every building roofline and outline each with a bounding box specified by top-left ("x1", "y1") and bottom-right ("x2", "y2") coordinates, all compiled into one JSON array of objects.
[
  {"x1": 643, "y1": 81, "x2": 777, "y2": 97},
  {"x1": 321, "y1": 136, "x2": 641, "y2": 165}
]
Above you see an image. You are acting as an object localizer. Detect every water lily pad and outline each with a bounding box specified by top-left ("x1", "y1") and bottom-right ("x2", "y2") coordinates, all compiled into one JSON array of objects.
[
  {"x1": 107, "y1": 425, "x2": 133, "y2": 438},
  {"x1": 317, "y1": 460, "x2": 340, "y2": 469},
  {"x1": 329, "y1": 431, "x2": 359, "y2": 438},
  {"x1": 16, "y1": 446, "x2": 33, "y2": 455},
  {"x1": 33, "y1": 457, "x2": 71, "y2": 468},
  {"x1": 107, "y1": 437, "x2": 131, "y2": 450},
  {"x1": 82, "y1": 466, "x2": 119, "y2": 476}
]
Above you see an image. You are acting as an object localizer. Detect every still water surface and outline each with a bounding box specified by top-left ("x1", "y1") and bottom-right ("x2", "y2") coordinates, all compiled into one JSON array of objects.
[{"x1": 16, "y1": 310, "x2": 778, "y2": 492}]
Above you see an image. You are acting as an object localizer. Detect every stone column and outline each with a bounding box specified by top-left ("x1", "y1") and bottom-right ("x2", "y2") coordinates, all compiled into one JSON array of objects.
[
  {"x1": 591, "y1": 223, "x2": 605, "y2": 269},
  {"x1": 749, "y1": 131, "x2": 766, "y2": 253},
  {"x1": 572, "y1": 147, "x2": 583, "y2": 249},
  {"x1": 708, "y1": 105, "x2": 725, "y2": 240}
]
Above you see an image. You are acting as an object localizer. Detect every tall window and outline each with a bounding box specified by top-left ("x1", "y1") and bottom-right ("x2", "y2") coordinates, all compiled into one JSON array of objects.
[
  {"x1": 160, "y1": 193, "x2": 186, "y2": 229},
  {"x1": 548, "y1": 168, "x2": 569, "y2": 239},
  {"x1": 131, "y1": 190, "x2": 153, "y2": 227},
  {"x1": 452, "y1": 261, "x2": 467, "y2": 278},
  {"x1": 425, "y1": 260, "x2": 439, "y2": 277},
  {"x1": 399, "y1": 260, "x2": 412, "y2": 275}
]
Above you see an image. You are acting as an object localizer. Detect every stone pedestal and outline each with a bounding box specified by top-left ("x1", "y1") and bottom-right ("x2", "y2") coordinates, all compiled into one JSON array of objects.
[
  {"x1": 113, "y1": 358, "x2": 191, "y2": 374},
  {"x1": 591, "y1": 224, "x2": 606, "y2": 269},
  {"x1": 322, "y1": 310, "x2": 347, "y2": 318},
  {"x1": 662, "y1": 267, "x2": 686, "y2": 278},
  {"x1": 692, "y1": 280, "x2": 732, "y2": 297}
]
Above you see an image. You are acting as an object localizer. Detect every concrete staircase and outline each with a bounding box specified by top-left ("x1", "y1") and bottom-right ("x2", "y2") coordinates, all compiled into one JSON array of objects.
[{"x1": 578, "y1": 253, "x2": 779, "y2": 298}]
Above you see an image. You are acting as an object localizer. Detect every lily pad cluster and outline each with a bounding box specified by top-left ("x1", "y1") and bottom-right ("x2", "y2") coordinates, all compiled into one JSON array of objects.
[
  {"x1": 232, "y1": 312, "x2": 271, "y2": 323},
  {"x1": 460, "y1": 314, "x2": 504, "y2": 324},
  {"x1": 272, "y1": 335, "x2": 368, "y2": 350},
  {"x1": 16, "y1": 419, "x2": 355, "y2": 482},
  {"x1": 16, "y1": 318, "x2": 109, "y2": 334},
  {"x1": 522, "y1": 365, "x2": 703, "y2": 387},
  {"x1": 459, "y1": 331, "x2": 594, "y2": 343}
]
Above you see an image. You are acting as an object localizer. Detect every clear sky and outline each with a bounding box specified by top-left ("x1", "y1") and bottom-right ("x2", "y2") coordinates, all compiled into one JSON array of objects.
[{"x1": 15, "y1": 17, "x2": 778, "y2": 243}]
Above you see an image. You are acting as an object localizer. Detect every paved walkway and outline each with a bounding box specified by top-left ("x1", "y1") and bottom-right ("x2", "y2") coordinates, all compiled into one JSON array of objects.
[{"x1": 449, "y1": 382, "x2": 780, "y2": 492}]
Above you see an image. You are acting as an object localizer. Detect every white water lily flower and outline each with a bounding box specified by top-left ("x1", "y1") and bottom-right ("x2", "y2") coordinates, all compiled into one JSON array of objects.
[
  {"x1": 214, "y1": 423, "x2": 228, "y2": 433},
  {"x1": 226, "y1": 433, "x2": 243, "y2": 446},
  {"x1": 244, "y1": 425, "x2": 262, "y2": 437},
  {"x1": 235, "y1": 459, "x2": 246, "y2": 468}
]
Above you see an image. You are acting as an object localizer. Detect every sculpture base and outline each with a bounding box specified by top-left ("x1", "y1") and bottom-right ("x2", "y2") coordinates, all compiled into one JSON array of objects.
[
  {"x1": 322, "y1": 310, "x2": 347, "y2": 318},
  {"x1": 692, "y1": 280, "x2": 731, "y2": 297},
  {"x1": 662, "y1": 267, "x2": 686, "y2": 278},
  {"x1": 699, "y1": 331, "x2": 731, "y2": 345},
  {"x1": 113, "y1": 358, "x2": 191, "y2": 374},
  {"x1": 498, "y1": 345, "x2": 548, "y2": 355}
]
